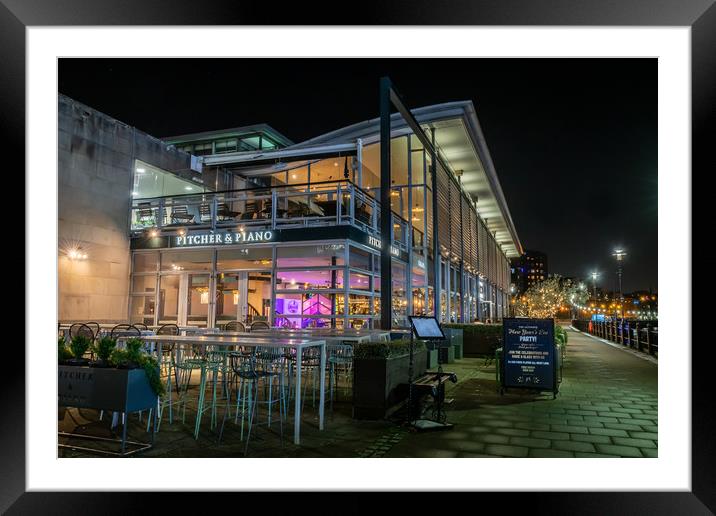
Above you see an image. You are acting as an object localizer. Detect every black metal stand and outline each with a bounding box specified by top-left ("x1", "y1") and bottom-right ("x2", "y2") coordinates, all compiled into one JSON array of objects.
[{"x1": 58, "y1": 407, "x2": 157, "y2": 457}]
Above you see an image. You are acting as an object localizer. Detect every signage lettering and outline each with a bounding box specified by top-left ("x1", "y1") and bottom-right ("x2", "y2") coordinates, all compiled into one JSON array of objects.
[
  {"x1": 502, "y1": 318, "x2": 557, "y2": 396},
  {"x1": 176, "y1": 230, "x2": 274, "y2": 247},
  {"x1": 367, "y1": 236, "x2": 400, "y2": 257}
]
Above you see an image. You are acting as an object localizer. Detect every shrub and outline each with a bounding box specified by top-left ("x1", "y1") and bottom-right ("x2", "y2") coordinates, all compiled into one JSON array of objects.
[
  {"x1": 94, "y1": 336, "x2": 117, "y2": 363},
  {"x1": 58, "y1": 336, "x2": 72, "y2": 361},
  {"x1": 354, "y1": 338, "x2": 426, "y2": 360},
  {"x1": 109, "y1": 338, "x2": 164, "y2": 397},
  {"x1": 69, "y1": 335, "x2": 92, "y2": 360}
]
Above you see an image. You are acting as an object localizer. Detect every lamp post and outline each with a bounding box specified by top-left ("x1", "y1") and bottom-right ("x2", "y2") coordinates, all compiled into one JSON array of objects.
[
  {"x1": 612, "y1": 248, "x2": 627, "y2": 318},
  {"x1": 590, "y1": 271, "x2": 599, "y2": 300}
]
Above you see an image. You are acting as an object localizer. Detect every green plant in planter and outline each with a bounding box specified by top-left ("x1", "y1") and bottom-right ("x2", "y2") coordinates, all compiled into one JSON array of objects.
[
  {"x1": 93, "y1": 336, "x2": 117, "y2": 364},
  {"x1": 109, "y1": 338, "x2": 165, "y2": 397},
  {"x1": 58, "y1": 336, "x2": 72, "y2": 362},
  {"x1": 69, "y1": 335, "x2": 92, "y2": 362}
]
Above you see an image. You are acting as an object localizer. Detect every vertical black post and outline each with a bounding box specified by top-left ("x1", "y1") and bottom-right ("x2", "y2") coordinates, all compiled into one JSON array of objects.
[
  {"x1": 380, "y1": 77, "x2": 392, "y2": 330},
  {"x1": 431, "y1": 128, "x2": 440, "y2": 322}
]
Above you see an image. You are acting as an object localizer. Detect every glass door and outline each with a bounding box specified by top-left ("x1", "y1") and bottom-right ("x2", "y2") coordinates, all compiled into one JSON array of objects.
[{"x1": 184, "y1": 273, "x2": 212, "y2": 328}]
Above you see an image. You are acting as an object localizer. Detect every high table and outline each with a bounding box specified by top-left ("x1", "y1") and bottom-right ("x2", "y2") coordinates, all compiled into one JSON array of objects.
[
  {"x1": 127, "y1": 334, "x2": 326, "y2": 445},
  {"x1": 205, "y1": 329, "x2": 376, "y2": 345}
]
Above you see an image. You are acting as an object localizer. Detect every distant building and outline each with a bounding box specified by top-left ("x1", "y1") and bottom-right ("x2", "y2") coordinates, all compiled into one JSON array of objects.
[{"x1": 510, "y1": 249, "x2": 548, "y2": 295}]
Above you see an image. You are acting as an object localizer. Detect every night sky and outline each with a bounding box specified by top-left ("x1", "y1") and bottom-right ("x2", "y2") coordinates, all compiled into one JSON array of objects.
[{"x1": 58, "y1": 58, "x2": 657, "y2": 293}]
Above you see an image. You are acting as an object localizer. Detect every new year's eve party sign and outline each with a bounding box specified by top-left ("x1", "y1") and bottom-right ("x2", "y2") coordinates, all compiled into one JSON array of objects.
[{"x1": 502, "y1": 318, "x2": 557, "y2": 396}]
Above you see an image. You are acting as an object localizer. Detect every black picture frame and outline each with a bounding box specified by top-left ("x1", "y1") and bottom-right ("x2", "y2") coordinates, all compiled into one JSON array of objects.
[{"x1": 4, "y1": 0, "x2": 709, "y2": 512}]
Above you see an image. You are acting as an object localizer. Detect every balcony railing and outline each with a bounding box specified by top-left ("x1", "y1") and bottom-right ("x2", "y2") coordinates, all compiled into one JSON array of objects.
[{"x1": 130, "y1": 179, "x2": 414, "y2": 253}]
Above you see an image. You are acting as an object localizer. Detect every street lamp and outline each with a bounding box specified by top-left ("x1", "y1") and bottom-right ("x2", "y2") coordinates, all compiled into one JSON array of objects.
[
  {"x1": 612, "y1": 248, "x2": 627, "y2": 318},
  {"x1": 590, "y1": 271, "x2": 599, "y2": 300}
]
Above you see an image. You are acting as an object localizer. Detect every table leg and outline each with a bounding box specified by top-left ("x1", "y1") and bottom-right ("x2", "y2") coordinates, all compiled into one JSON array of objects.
[
  {"x1": 294, "y1": 347, "x2": 302, "y2": 445},
  {"x1": 318, "y1": 344, "x2": 325, "y2": 431}
]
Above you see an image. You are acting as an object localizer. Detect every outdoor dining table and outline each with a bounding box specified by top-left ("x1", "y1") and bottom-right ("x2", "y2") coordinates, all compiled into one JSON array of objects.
[
  {"x1": 125, "y1": 334, "x2": 326, "y2": 445},
  {"x1": 209, "y1": 329, "x2": 375, "y2": 345}
]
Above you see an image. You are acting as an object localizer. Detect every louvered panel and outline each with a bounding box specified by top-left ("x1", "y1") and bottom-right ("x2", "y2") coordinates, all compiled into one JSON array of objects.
[
  {"x1": 436, "y1": 166, "x2": 450, "y2": 255},
  {"x1": 449, "y1": 180, "x2": 461, "y2": 258},
  {"x1": 478, "y1": 220, "x2": 487, "y2": 276},
  {"x1": 461, "y1": 196, "x2": 470, "y2": 266},
  {"x1": 470, "y1": 210, "x2": 477, "y2": 270}
]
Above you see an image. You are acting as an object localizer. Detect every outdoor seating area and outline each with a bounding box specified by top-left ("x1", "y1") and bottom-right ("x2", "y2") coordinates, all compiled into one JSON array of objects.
[{"x1": 57, "y1": 321, "x2": 407, "y2": 456}]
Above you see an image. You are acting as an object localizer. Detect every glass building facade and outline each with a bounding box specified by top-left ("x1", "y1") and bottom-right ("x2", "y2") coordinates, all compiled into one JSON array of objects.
[{"x1": 128, "y1": 102, "x2": 520, "y2": 329}]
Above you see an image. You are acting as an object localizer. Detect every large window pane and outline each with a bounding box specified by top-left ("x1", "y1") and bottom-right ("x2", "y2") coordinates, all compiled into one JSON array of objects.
[
  {"x1": 217, "y1": 247, "x2": 272, "y2": 270},
  {"x1": 133, "y1": 159, "x2": 204, "y2": 198},
  {"x1": 131, "y1": 275, "x2": 156, "y2": 294},
  {"x1": 276, "y1": 244, "x2": 345, "y2": 268},
  {"x1": 133, "y1": 252, "x2": 158, "y2": 273},
  {"x1": 129, "y1": 295, "x2": 155, "y2": 326},
  {"x1": 161, "y1": 250, "x2": 212, "y2": 271},
  {"x1": 276, "y1": 269, "x2": 343, "y2": 290},
  {"x1": 158, "y1": 275, "x2": 180, "y2": 325}
]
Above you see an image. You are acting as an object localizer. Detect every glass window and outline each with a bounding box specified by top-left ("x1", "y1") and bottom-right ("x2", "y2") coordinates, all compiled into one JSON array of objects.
[
  {"x1": 309, "y1": 158, "x2": 344, "y2": 185},
  {"x1": 129, "y1": 296, "x2": 155, "y2": 326},
  {"x1": 133, "y1": 159, "x2": 204, "y2": 198},
  {"x1": 133, "y1": 252, "x2": 158, "y2": 273},
  {"x1": 360, "y1": 143, "x2": 381, "y2": 192},
  {"x1": 349, "y1": 246, "x2": 371, "y2": 271},
  {"x1": 391, "y1": 136, "x2": 409, "y2": 186},
  {"x1": 215, "y1": 138, "x2": 238, "y2": 153},
  {"x1": 158, "y1": 274, "x2": 180, "y2": 325},
  {"x1": 275, "y1": 292, "x2": 336, "y2": 328},
  {"x1": 277, "y1": 244, "x2": 345, "y2": 268},
  {"x1": 217, "y1": 247, "x2": 273, "y2": 270},
  {"x1": 348, "y1": 271, "x2": 371, "y2": 291},
  {"x1": 241, "y1": 136, "x2": 261, "y2": 150},
  {"x1": 161, "y1": 250, "x2": 212, "y2": 271},
  {"x1": 275, "y1": 269, "x2": 343, "y2": 290},
  {"x1": 131, "y1": 275, "x2": 156, "y2": 294}
]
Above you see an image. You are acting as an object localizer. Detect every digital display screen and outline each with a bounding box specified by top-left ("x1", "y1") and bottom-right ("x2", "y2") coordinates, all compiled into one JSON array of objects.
[{"x1": 409, "y1": 316, "x2": 445, "y2": 339}]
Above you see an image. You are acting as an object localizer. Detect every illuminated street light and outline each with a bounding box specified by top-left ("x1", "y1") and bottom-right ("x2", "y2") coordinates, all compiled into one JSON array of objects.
[{"x1": 612, "y1": 248, "x2": 627, "y2": 318}]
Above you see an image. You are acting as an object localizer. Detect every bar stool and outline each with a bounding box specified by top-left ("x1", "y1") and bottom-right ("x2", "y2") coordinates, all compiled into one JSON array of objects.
[
  {"x1": 327, "y1": 343, "x2": 353, "y2": 410},
  {"x1": 175, "y1": 346, "x2": 225, "y2": 440}
]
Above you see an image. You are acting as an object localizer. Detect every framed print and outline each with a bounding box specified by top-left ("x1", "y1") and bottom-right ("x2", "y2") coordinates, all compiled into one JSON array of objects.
[{"x1": 3, "y1": 0, "x2": 711, "y2": 512}]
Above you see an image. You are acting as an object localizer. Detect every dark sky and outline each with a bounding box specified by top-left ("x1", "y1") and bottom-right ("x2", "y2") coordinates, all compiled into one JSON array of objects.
[{"x1": 58, "y1": 58, "x2": 657, "y2": 293}]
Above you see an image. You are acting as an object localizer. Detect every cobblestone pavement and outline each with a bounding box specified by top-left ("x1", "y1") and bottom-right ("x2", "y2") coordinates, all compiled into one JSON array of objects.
[
  {"x1": 58, "y1": 328, "x2": 656, "y2": 458},
  {"x1": 383, "y1": 328, "x2": 658, "y2": 458}
]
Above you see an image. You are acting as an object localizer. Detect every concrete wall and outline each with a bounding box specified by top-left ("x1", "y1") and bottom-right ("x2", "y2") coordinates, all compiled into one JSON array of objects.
[{"x1": 58, "y1": 94, "x2": 192, "y2": 323}]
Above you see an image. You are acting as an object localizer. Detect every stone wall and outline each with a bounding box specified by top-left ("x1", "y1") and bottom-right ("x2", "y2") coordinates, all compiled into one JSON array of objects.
[{"x1": 58, "y1": 94, "x2": 191, "y2": 323}]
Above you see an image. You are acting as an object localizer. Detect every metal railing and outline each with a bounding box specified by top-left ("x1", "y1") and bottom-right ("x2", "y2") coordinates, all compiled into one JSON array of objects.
[
  {"x1": 130, "y1": 180, "x2": 414, "y2": 253},
  {"x1": 572, "y1": 319, "x2": 658, "y2": 357}
]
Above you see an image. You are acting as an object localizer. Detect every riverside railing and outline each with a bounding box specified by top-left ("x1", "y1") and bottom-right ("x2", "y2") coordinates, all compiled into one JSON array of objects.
[{"x1": 572, "y1": 318, "x2": 658, "y2": 357}]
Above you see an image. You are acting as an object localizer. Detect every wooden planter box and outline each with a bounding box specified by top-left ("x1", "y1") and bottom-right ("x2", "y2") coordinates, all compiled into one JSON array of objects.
[
  {"x1": 58, "y1": 365, "x2": 157, "y2": 413},
  {"x1": 352, "y1": 350, "x2": 428, "y2": 420}
]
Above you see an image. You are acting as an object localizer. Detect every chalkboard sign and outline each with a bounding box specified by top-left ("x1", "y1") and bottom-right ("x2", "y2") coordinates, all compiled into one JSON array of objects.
[{"x1": 501, "y1": 318, "x2": 558, "y2": 397}]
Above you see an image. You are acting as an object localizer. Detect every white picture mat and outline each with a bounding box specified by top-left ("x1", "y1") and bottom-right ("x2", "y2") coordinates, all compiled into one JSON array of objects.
[{"x1": 26, "y1": 26, "x2": 689, "y2": 491}]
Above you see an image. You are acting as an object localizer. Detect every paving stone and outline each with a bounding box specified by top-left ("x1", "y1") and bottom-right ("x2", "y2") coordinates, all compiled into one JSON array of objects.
[
  {"x1": 472, "y1": 433, "x2": 511, "y2": 445},
  {"x1": 640, "y1": 425, "x2": 658, "y2": 433},
  {"x1": 566, "y1": 409, "x2": 598, "y2": 416},
  {"x1": 570, "y1": 433, "x2": 612, "y2": 444},
  {"x1": 528, "y1": 448, "x2": 574, "y2": 458},
  {"x1": 481, "y1": 419, "x2": 514, "y2": 428},
  {"x1": 623, "y1": 417, "x2": 657, "y2": 426},
  {"x1": 515, "y1": 422, "x2": 551, "y2": 432},
  {"x1": 575, "y1": 452, "x2": 620, "y2": 458},
  {"x1": 604, "y1": 422, "x2": 645, "y2": 432},
  {"x1": 531, "y1": 430, "x2": 571, "y2": 441},
  {"x1": 595, "y1": 444, "x2": 644, "y2": 457},
  {"x1": 583, "y1": 415, "x2": 620, "y2": 424},
  {"x1": 510, "y1": 436, "x2": 552, "y2": 448},
  {"x1": 612, "y1": 437, "x2": 657, "y2": 449},
  {"x1": 550, "y1": 424, "x2": 589, "y2": 435},
  {"x1": 641, "y1": 448, "x2": 658, "y2": 458},
  {"x1": 610, "y1": 407, "x2": 644, "y2": 415},
  {"x1": 552, "y1": 440, "x2": 596, "y2": 453},
  {"x1": 588, "y1": 427, "x2": 629, "y2": 437},
  {"x1": 495, "y1": 428, "x2": 530, "y2": 437},
  {"x1": 485, "y1": 444, "x2": 529, "y2": 457},
  {"x1": 628, "y1": 431, "x2": 658, "y2": 441}
]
